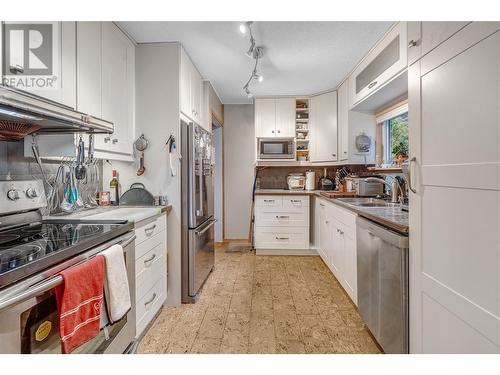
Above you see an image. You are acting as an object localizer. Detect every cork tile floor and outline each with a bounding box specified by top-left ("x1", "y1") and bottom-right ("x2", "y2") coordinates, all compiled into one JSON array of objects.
[{"x1": 138, "y1": 245, "x2": 381, "y2": 354}]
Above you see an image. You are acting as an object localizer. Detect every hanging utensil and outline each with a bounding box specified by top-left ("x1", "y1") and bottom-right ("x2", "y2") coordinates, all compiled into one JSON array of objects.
[
  {"x1": 75, "y1": 135, "x2": 87, "y2": 180},
  {"x1": 134, "y1": 134, "x2": 149, "y2": 176}
]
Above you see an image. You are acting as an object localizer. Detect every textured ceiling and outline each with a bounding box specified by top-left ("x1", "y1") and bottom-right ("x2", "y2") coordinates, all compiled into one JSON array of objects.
[{"x1": 119, "y1": 21, "x2": 393, "y2": 104}]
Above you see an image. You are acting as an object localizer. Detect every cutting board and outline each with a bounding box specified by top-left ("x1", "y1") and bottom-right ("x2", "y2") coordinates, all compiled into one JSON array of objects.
[{"x1": 319, "y1": 191, "x2": 357, "y2": 199}]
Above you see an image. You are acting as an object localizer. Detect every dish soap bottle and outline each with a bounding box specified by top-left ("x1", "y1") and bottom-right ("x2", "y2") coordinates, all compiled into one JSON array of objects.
[{"x1": 109, "y1": 169, "x2": 119, "y2": 206}]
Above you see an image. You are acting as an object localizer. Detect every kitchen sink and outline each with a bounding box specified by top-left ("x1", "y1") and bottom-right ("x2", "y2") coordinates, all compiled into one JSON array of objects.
[{"x1": 337, "y1": 197, "x2": 400, "y2": 208}]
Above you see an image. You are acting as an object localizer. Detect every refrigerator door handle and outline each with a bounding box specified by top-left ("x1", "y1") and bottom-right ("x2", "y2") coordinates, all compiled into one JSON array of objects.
[
  {"x1": 199, "y1": 156, "x2": 204, "y2": 217},
  {"x1": 195, "y1": 219, "x2": 217, "y2": 235}
]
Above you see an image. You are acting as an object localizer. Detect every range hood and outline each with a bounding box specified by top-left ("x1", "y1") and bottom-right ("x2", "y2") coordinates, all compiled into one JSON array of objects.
[{"x1": 0, "y1": 85, "x2": 113, "y2": 140}]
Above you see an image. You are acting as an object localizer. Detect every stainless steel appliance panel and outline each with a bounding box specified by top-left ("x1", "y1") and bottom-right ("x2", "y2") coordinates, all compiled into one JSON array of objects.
[
  {"x1": 356, "y1": 217, "x2": 409, "y2": 354},
  {"x1": 188, "y1": 218, "x2": 216, "y2": 297},
  {"x1": 182, "y1": 121, "x2": 213, "y2": 228},
  {"x1": 0, "y1": 232, "x2": 136, "y2": 354},
  {"x1": 181, "y1": 120, "x2": 215, "y2": 303},
  {"x1": 258, "y1": 138, "x2": 295, "y2": 159}
]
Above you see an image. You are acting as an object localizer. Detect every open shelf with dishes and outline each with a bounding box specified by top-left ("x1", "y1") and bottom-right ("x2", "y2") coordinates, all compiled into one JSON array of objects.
[{"x1": 295, "y1": 98, "x2": 310, "y2": 161}]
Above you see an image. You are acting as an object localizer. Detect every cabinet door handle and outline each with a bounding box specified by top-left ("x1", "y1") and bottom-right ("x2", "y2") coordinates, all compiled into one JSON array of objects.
[
  {"x1": 275, "y1": 236, "x2": 289, "y2": 240},
  {"x1": 368, "y1": 81, "x2": 377, "y2": 89},
  {"x1": 319, "y1": 203, "x2": 325, "y2": 207},
  {"x1": 144, "y1": 292, "x2": 157, "y2": 307},
  {"x1": 277, "y1": 129, "x2": 280, "y2": 133},
  {"x1": 343, "y1": 151, "x2": 347, "y2": 154},
  {"x1": 143, "y1": 253, "x2": 157, "y2": 266},
  {"x1": 144, "y1": 224, "x2": 156, "y2": 234},
  {"x1": 325, "y1": 220, "x2": 329, "y2": 224},
  {"x1": 408, "y1": 39, "x2": 418, "y2": 48},
  {"x1": 409, "y1": 156, "x2": 417, "y2": 193},
  {"x1": 104, "y1": 136, "x2": 111, "y2": 143},
  {"x1": 112, "y1": 138, "x2": 118, "y2": 144},
  {"x1": 332, "y1": 153, "x2": 336, "y2": 157},
  {"x1": 271, "y1": 130, "x2": 275, "y2": 134}
]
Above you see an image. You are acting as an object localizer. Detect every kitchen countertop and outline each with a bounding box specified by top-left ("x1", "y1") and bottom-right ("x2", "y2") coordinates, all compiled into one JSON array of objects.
[
  {"x1": 316, "y1": 195, "x2": 409, "y2": 234},
  {"x1": 255, "y1": 189, "x2": 408, "y2": 234},
  {"x1": 255, "y1": 189, "x2": 320, "y2": 195},
  {"x1": 45, "y1": 204, "x2": 172, "y2": 224}
]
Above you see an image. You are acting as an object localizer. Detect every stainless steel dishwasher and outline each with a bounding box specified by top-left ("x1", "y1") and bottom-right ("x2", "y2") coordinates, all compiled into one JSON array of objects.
[{"x1": 356, "y1": 217, "x2": 409, "y2": 354}]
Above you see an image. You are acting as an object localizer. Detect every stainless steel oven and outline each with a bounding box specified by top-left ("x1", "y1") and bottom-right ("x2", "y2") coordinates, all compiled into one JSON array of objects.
[
  {"x1": 258, "y1": 138, "x2": 295, "y2": 159},
  {"x1": 0, "y1": 232, "x2": 136, "y2": 354}
]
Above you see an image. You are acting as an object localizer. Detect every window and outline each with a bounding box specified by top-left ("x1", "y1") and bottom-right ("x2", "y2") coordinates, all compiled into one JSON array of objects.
[{"x1": 376, "y1": 103, "x2": 408, "y2": 166}]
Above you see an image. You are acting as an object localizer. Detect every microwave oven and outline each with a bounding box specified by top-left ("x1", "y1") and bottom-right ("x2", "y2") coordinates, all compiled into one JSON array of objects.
[{"x1": 257, "y1": 138, "x2": 295, "y2": 160}]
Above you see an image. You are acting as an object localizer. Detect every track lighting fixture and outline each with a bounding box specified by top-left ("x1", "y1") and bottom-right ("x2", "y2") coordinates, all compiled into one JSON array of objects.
[{"x1": 240, "y1": 22, "x2": 265, "y2": 99}]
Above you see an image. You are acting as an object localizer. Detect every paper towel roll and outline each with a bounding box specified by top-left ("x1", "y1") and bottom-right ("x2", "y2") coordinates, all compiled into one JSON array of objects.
[{"x1": 305, "y1": 170, "x2": 315, "y2": 191}]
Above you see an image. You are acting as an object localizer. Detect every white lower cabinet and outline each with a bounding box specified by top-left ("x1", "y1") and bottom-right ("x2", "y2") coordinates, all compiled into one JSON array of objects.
[
  {"x1": 314, "y1": 197, "x2": 358, "y2": 305},
  {"x1": 254, "y1": 195, "x2": 310, "y2": 254},
  {"x1": 134, "y1": 214, "x2": 167, "y2": 338}
]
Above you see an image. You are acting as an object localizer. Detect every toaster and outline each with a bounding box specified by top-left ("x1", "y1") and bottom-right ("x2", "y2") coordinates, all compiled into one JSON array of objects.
[{"x1": 354, "y1": 178, "x2": 384, "y2": 196}]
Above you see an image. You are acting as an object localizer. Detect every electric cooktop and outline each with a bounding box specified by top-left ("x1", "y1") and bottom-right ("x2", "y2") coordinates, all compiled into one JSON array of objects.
[{"x1": 0, "y1": 221, "x2": 133, "y2": 289}]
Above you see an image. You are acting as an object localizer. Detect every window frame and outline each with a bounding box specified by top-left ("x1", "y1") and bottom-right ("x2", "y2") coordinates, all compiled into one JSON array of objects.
[{"x1": 376, "y1": 102, "x2": 408, "y2": 165}]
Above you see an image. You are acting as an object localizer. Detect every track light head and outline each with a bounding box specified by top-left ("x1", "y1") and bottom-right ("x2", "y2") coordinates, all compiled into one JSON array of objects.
[
  {"x1": 239, "y1": 21, "x2": 252, "y2": 34},
  {"x1": 253, "y1": 73, "x2": 263, "y2": 83},
  {"x1": 245, "y1": 38, "x2": 256, "y2": 58},
  {"x1": 244, "y1": 86, "x2": 253, "y2": 98}
]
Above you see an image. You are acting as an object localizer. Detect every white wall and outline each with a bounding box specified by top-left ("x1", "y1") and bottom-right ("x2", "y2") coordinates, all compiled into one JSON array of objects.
[
  {"x1": 223, "y1": 104, "x2": 254, "y2": 240},
  {"x1": 103, "y1": 42, "x2": 183, "y2": 306}
]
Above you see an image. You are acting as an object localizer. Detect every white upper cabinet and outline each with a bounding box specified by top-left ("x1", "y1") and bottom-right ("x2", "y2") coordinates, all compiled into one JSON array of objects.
[
  {"x1": 407, "y1": 22, "x2": 470, "y2": 65},
  {"x1": 255, "y1": 98, "x2": 277, "y2": 137},
  {"x1": 349, "y1": 22, "x2": 407, "y2": 109},
  {"x1": 275, "y1": 98, "x2": 296, "y2": 137},
  {"x1": 310, "y1": 91, "x2": 338, "y2": 162},
  {"x1": 180, "y1": 47, "x2": 203, "y2": 126},
  {"x1": 101, "y1": 22, "x2": 135, "y2": 156},
  {"x1": 255, "y1": 98, "x2": 295, "y2": 138},
  {"x1": 337, "y1": 81, "x2": 349, "y2": 161},
  {"x1": 1, "y1": 22, "x2": 77, "y2": 109},
  {"x1": 77, "y1": 22, "x2": 102, "y2": 117}
]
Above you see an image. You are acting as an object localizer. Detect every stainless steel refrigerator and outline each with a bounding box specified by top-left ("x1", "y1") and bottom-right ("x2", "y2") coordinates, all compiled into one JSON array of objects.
[{"x1": 181, "y1": 120, "x2": 215, "y2": 303}]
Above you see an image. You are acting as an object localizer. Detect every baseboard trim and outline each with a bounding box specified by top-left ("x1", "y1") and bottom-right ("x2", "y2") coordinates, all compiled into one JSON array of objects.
[{"x1": 255, "y1": 248, "x2": 318, "y2": 256}]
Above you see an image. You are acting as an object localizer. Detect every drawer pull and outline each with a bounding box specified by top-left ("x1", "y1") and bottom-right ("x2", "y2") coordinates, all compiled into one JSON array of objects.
[
  {"x1": 320, "y1": 203, "x2": 325, "y2": 207},
  {"x1": 144, "y1": 224, "x2": 156, "y2": 235},
  {"x1": 290, "y1": 199, "x2": 301, "y2": 203},
  {"x1": 143, "y1": 253, "x2": 157, "y2": 266},
  {"x1": 144, "y1": 292, "x2": 157, "y2": 307},
  {"x1": 263, "y1": 199, "x2": 275, "y2": 203},
  {"x1": 275, "y1": 236, "x2": 289, "y2": 240},
  {"x1": 275, "y1": 215, "x2": 289, "y2": 219},
  {"x1": 368, "y1": 81, "x2": 377, "y2": 89}
]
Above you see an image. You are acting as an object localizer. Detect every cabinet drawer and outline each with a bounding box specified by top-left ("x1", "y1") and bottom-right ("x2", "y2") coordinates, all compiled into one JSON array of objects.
[
  {"x1": 135, "y1": 230, "x2": 166, "y2": 260},
  {"x1": 135, "y1": 215, "x2": 167, "y2": 246},
  {"x1": 282, "y1": 195, "x2": 310, "y2": 209},
  {"x1": 255, "y1": 210, "x2": 309, "y2": 227},
  {"x1": 255, "y1": 195, "x2": 283, "y2": 208},
  {"x1": 255, "y1": 227, "x2": 309, "y2": 249},
  {"x1": 135, "y1": 243, "x2": 166, "y2": 302},
  {"x1": 136, "y1": 277, "x2": 166, "y2": 337}
]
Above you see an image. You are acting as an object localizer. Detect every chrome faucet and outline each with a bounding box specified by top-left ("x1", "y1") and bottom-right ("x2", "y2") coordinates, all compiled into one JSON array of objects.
[{"x1": 364, "y1": 177, "x2": 404, "y2": 204}]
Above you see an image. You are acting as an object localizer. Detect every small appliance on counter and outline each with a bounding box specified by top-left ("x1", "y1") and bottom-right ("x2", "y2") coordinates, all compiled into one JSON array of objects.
[
  {"x1": 353, "y1": 177, "x2": 384, "y2": 196},
  {"x1": 287, "y1": 173, "x2": 306, "y2": 190},
  {"x1": 319, "y1": 168, "x2": 334, "y2": 191},
  {"x1": 305, "y1": 170, "x2": 315, "y2": 191}
]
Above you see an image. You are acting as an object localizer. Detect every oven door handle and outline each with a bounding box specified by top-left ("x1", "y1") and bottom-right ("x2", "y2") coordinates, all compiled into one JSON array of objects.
[{"x1": 0, "y1": 233, "x2": 136, "y2": 312}]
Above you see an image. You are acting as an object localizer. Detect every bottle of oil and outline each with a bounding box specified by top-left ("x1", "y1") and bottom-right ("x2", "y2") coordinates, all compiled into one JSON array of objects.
[{"x1": 109, "y1": 169, "x2": 119, "y2": 205}]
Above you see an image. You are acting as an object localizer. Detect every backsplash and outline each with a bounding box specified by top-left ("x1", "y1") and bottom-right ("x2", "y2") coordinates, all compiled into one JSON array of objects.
[
  {"x1": 256, "y1": 165, "x2": 374, "y2": 190},
  {"x1": 0, "y1": 140, "x2": 102, "y2": 187}
]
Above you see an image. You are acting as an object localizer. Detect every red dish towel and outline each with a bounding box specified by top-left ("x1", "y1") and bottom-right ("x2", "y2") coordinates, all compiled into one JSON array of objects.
[{"x1": 55, "y1": 255, "x2": 105, "y2": 354}]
